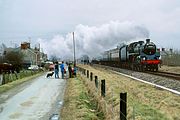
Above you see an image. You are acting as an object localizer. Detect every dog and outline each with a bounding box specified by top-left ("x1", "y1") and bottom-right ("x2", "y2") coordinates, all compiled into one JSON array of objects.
[{"x1": 46, "y1": 72, "x2": 54, "y2": 78}]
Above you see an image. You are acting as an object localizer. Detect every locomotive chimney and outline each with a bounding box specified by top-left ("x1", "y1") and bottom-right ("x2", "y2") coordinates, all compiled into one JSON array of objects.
[
  {"x1": 170, "y1": 48, "x2": 173, "y2": 53},
  {"x1": 162, "y1": 48, "x2": 165, "y2": 51},
  {"x1": 146, "y1": 39, "x2": 150, "y2": 43}
]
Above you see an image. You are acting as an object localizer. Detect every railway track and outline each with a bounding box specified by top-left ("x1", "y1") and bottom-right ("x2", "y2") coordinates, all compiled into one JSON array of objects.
[
  {"x1": 94, "y1": 64, "x2": 180, "y2": 81},
  {"x1": 146, "y1": 71, "x2": 180, "y2": 80},
  {"x1": 92, "y1": 64, "x2": 180, "y2": 93}
]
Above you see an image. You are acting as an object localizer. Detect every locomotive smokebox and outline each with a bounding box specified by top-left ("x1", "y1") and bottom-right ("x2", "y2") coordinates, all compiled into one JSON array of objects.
[{"x1": 146, "y1": 39, "x2": 150, "y2": 43}]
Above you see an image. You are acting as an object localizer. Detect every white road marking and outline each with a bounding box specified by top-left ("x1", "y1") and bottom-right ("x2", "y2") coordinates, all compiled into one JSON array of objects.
[{"x1": 113, "y1": 70, "x2": 180, "y2": 95}]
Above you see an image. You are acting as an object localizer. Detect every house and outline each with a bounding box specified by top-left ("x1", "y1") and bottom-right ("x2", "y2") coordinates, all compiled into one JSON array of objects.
[
  {"x1": 20, "y1": 42, "x2": 48, "y2": 68},
  {"x1": 2, "y1": 42, "x2": 48, "y2": 69}
]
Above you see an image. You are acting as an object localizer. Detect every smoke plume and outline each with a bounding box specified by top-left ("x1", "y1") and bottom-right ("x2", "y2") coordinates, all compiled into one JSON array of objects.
[{"x1": 38, "y1": 21, "x2": 149, "y2": 60}]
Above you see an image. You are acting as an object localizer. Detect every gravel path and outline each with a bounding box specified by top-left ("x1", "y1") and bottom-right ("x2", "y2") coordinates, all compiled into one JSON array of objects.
[{"x1": 0, "y1": 73, "x2": 66, "y2": 120}]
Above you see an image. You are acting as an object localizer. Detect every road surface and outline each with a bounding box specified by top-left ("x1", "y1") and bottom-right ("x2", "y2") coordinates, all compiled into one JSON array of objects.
[{"x1": 0, "y1": 72, "x2": 67, "y2": 120}]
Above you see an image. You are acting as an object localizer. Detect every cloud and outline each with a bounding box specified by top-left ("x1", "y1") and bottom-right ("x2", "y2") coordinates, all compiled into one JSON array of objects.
[
  {"x1": 38, "y1": 21, "x2": 149, "y2": 60},
  {"x1": 1, "y1": 0, "x2": 180, "y2": 50}
]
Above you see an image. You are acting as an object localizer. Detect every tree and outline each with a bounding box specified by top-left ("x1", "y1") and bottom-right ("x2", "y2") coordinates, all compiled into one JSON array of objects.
[
  {"x1": 4, "y1": 51, "x2": 24, "y2": 73},
  {"x1": 50, "y1": 55, "x2": 60, "y2": 63}
]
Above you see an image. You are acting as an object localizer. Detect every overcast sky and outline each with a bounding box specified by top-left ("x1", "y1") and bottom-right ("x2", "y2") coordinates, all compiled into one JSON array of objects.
[{"x1": 0, "y1": 0, "x2": 180, "y2": 59}]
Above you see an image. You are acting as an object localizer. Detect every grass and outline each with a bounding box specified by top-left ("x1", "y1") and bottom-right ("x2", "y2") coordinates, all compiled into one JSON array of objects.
[
  {"x1": 0, "y1": 71, "x2": 44, "y2": 94},
  {"x1": 60, "y1": 76, "x2": 105, "y2": 120},
  {"x1": 77, "y1": 64, "x2": 180, "y2": 120},
  {"x1": 131, "y1": 102, "x2": 169, "y2": 120}
]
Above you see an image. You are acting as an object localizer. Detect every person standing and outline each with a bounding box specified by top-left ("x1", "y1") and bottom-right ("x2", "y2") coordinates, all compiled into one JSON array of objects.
[
  {"x1": 54, "y1": 61, "x2": 59, "y2": 78},
  {"x1": 60, "y1": 61, "x2": 65, "y2": 79},
  {"x1": 68, "y1": 64, "x2": 72, "y2": 78}
]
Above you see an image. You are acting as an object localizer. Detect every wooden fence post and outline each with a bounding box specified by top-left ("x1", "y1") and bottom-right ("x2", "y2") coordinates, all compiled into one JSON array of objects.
[
  {"x1": 101, "y1": 79, "x2": 105, "y2": 97},
  {"x1": 120, "y1": 92, "x2": 127, "y2": 120},
  {"x1": 84, "y1": 69, "x2": 86, "y2": 75},
  {"x1": 95, "y1": 76, "x2": 98, "y2": 88},
  {"x1": 2, "y1": 73, "x2": 5, "y2": 85},
  {"x1": 87, "y1": 70, "x2": 89, "y2": 78},
  {"x1": 90, "y1": 72, "x2": 93, "y2": 81}
]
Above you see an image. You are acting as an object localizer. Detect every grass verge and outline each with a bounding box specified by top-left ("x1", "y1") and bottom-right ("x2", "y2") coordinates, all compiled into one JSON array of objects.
[
  {"x1": 0, "y1": 72, "x2": 44, "y2": 94},
  {"x1": 60, "y1": 76, "x2": 105, "y2": 120}
]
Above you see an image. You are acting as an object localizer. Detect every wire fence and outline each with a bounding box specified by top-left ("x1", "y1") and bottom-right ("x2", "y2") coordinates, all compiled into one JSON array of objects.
[
  {"x1": 78, "y1": 66, "x2": 127, "y2": 119},
  {"x1": 77, "y1": 66, "x2": 179, "y2": 120}
]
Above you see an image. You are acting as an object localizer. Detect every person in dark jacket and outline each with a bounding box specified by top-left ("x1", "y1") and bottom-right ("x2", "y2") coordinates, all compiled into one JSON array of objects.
[
  {"x1": 68, "y1": 64, "x2": 72, "y2": 78},
  {"x1": 54, "y1": 61, "x2": 59, "y2": 78}
]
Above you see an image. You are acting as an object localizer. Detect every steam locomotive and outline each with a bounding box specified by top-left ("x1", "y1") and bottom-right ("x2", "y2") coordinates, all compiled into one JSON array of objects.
[{"x1": 93, "y1": 39, "x2": 161, "y2": 71}]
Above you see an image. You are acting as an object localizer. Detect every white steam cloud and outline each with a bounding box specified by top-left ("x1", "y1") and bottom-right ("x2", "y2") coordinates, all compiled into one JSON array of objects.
[{"x1": 38, "y1": 21, "x2": 149, "y2": 60}]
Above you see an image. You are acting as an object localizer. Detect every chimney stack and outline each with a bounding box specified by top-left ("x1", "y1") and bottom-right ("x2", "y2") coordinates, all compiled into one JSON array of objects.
[{"x1": 146, "y1": 39, "x2": 150, "y2": 43}]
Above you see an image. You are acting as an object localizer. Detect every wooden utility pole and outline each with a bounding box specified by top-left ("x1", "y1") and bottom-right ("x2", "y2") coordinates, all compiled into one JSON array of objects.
[{"x1": 73, "y1": 32, "x2": 76, "y2": 67}]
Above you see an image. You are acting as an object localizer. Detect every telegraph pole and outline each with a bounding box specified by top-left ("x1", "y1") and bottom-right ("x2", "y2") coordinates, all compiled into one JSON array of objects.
[{"x1": 73, "y1": 32, "x2": 76, "y2": 67}]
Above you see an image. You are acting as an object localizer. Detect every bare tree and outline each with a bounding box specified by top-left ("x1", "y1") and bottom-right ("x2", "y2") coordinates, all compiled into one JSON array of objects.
[
  {"x1": 4, "y1": 51, "x2": 24, "y2": 72},
  {"x1": 161, "y1": 49, "x2": 180, "y2": 66},
  {"x1": 50, "y1": 55, "x2": 60, "y2": 63}
]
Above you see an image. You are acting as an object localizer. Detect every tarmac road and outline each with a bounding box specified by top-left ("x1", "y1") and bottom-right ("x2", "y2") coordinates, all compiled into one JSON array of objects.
[{"x1": 0, "y1": 72, "x2": 67, "y2": 120}]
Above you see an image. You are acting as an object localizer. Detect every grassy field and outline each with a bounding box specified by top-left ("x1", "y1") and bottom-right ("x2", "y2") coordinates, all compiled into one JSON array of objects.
[
  {"x1": 159, "y1": 65, "x2": 180, "y2": 74},
  {"x1": 73, "y1": 64, "x2": 180, "y2": 120}
]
